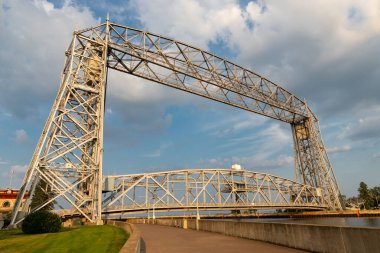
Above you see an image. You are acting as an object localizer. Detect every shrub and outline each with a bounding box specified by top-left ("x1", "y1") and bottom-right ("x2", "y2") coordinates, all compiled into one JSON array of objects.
[
  {"x1": 22, "y1": 211, "x2": 61, "y2": 234},
  {"x1": 3, "y1": 213, "x2": 11, "y2": 228}
]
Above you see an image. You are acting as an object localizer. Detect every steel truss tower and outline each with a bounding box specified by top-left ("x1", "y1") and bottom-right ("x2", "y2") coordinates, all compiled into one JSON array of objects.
[{"x1": 11, "y1": 20, "x2": 342, "y2": 226}]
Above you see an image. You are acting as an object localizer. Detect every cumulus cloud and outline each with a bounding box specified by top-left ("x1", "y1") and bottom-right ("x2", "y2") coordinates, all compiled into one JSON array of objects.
[
  {"x1": 5, "y1": 0, "x2": 378, "y2": 138},
  {"x1": 2, "y1": 0, "x2": 379, "y2": 191},
  {"x1": 0, "y1": 0, "x2": 200, "y2": 150},
  {"x1": 129, "y1": 0, "x2": 241, "y2": 49},
  {"x1": 0, "y1": 0, "x2": 97, "y2": 118},
  {"x1": 120, "y1": 0, "x2": 380, "y2": 176},
  {"x1": 127, "y1": 0, "x2": 380, "y2": 120},
  {"x1": 338, "y1": 115, "x2": 380, "y2": 141}
]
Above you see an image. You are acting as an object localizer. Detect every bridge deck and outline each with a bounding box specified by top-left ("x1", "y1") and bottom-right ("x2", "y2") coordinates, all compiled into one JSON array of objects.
[{"x1": 135, "y1": 224, "x2": 307, "y2": 253}]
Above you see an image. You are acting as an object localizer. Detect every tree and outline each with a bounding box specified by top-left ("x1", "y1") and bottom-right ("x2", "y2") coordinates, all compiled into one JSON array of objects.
[
  {"x1": 358, "y1": 182, "x2": 374, "y2": 209},
  {"x1": 30, "y1": 180, "x2": 55, "y2": 211},
  {"x1": 370, "y1": 186, "x2": 380, "y2": 208}
]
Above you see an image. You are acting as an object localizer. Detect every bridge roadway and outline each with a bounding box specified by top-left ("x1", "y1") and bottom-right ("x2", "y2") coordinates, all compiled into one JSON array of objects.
[{"x1": 135, "y1": 224, "x2": 307, "y2": 253}]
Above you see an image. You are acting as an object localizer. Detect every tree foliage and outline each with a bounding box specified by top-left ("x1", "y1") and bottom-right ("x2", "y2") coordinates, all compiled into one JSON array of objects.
[
  {"x1": 358, "y1": 182, "x2": 371, "y2": 209},
  {"x1": 350, "y1": 181, "x2": 380, "y2": 209},
  {"x1": 30, "y1": 180, "x2": 55, "y2": 211}
]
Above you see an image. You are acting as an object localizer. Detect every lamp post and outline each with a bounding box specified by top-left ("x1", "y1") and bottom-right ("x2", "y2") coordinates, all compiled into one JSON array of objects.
[
  {"x1": 186, "y1": 176, "x2": 200, "y2": 217},
  {"x1": 153, "y1": 193, "x2": 156, "y2": 221},
  {"x1": 195, "y1": 181, "x2": 200, "y2": 230}
]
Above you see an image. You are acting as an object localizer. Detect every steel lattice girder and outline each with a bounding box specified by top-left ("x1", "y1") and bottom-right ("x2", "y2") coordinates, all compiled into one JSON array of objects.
[
  {"x1": 101, "y1": 169, "x2": 328, "y2": 214},
  {"x1": 11, "y1": 20, "x2": 342, "y2": 226}
]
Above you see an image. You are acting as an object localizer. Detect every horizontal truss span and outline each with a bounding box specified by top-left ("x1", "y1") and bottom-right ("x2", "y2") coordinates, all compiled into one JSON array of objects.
[
  {"x1": 101, "y1": 169, "x2": 328, "y2": 215},
  {"x1": 102, "y1": 23, "x2": 309, "y2": 123}
]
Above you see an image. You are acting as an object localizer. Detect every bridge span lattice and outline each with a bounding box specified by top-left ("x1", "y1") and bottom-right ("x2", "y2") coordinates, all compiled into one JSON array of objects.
[
  {"x1": 101, "y1": 169, "x2": 327, "y2": 215},
  {"x1": 11, "y1": 18, "x2": 341, "y2": 226}
]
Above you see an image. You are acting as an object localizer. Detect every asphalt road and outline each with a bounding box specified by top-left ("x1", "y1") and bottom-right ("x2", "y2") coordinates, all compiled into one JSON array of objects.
[{"x1": 135, "y1": 224, "x2": 309, "y2": 253}]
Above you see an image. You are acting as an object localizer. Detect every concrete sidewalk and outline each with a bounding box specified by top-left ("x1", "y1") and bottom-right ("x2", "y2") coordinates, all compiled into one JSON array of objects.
[{"x1": 135, "y1": 224, "x2": 308, "y2": 253}]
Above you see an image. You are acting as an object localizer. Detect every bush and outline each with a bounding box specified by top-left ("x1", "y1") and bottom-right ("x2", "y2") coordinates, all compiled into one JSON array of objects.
[
  {"x1": 22, "y1": 211, "x2": 61, "y2": 234},
  {"x1": 3, "y1": 213, "x2": 11, "y2": 228}
]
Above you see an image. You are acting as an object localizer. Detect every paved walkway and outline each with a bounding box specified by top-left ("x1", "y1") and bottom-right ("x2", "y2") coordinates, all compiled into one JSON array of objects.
[{"x1": 135, "y1": 224, "x2": 308, "y2": 253}]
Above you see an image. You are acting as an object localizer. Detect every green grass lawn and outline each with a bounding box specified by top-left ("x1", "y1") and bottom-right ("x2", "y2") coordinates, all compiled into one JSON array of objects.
[{"x1": 0, "y1": 225, "x2": 129, "y2": 253}]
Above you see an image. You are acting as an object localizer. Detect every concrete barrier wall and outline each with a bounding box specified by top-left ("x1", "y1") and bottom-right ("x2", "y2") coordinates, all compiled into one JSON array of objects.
[
  {"x1": 130, "y1": 218, "x2": 380, "y2": 253},
  {"x1": 107, "y1": 220, "x2": 142, "y2": 253}
]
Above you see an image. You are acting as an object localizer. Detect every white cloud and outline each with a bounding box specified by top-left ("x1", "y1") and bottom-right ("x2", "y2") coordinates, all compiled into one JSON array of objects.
[
  {"x1": 338, "y1": 115, "x2": 380, "y2": 141},
  {"x1": 124, "y1": 0, "x2": 380, "y2": 176},
  {"x1": 99, "y1": 33, "x2": 200, "y2": 135},
  {"x1": 107, "y1": 70, "x2": 192, "y2": 108},
  {"x1": 14, "y1": 129, "x2": 28, "y2": 144},
  {"x1": 327, "y1": 145, "x2": 352, "y2": 154},
  {"x1": 2, "y1": 0, "x2": 379, "y2": 191},
  {"x1": 130, "y1": 0, "x2": 240, "y2": 49},
  {"x1": 374, "y1": 153, "x2": 380, "y2": 159},
  {"x1": 226, "y1": 124, "x2": 293, "y2": 170},
  {"x1": 0, "y1": 164, "x2": 28, "y2": 188},
  {"x1": 131, "y1": 0, "x2": 380, "y2": 64},
  {"x1": 10, "y1": 164, "x2": 28, "y2": 175},
  {"x1": 232, "y1": 154, "x2": 294, "y2": 169},
  {"x1": 200, "y1": 121, "x2": 293, "y2": 170},
  {"x1": 129, "y1": 0, "x2": 380, "y2": 121},
  {"x1": 143, "y1": 142, "x2": 173, "y2": 158},
  {"x1": 228, "y1": 123, "x2": 291, "y2": 155},
  {"x1": 0, "y1": 0, "x2": 97, "y2": 118},
  {"x1": 0, "y1": 158, "x2": 8, "y2": 165},
  {"x1": 200, "y1": 154, "x2": 294, "y2": 170},
  {"x1": 0, "y1": 0, "x2": 195, "y2": 144},
  {"x1": 201, "y1": 112, "x2": 267, "y2": 137},
  {"x1": 3, "y1": 0, "x2": 378, "y2": 139}
]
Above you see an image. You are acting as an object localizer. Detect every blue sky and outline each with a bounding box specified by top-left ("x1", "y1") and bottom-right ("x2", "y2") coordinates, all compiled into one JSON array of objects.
[{"x1": 0, "y1": 0, "x2": 380, "y2": 197}]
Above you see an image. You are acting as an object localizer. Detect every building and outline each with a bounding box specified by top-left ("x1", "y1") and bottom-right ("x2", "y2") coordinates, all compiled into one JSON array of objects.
[{"x1": 0, "y1": 189, "x2": 28, "y2": 213}]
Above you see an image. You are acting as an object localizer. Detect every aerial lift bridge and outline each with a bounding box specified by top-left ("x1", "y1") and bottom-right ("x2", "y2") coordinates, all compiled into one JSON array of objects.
[{"x1": 10, "y1": 19, "x2": 342, "y2": 226}]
